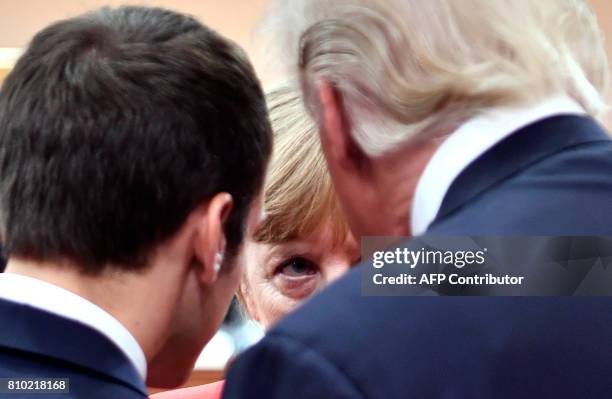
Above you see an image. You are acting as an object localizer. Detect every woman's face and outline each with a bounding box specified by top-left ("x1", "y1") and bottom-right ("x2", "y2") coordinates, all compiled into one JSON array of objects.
[{"x1": 241, "y1": 221, "x2": 359, "y2": 328}]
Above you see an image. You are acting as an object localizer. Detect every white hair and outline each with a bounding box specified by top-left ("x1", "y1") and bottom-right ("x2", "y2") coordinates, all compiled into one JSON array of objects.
[{"x1": 261, "y1": 0, "x2": 609, "y2": 156}]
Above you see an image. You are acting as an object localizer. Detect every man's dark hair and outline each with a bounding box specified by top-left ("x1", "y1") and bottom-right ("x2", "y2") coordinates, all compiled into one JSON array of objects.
[{"x1": 0, "y1": 6, "x2": 272, "y2": 273}]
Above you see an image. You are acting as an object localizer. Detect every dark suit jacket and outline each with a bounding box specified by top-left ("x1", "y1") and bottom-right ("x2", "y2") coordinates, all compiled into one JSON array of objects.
[
  {"x1": 0, "y1": 298, "x2": 148, "y2": 399},
  {"x1": 224, "y1": 115, "x2": 612, "y2": 399}
]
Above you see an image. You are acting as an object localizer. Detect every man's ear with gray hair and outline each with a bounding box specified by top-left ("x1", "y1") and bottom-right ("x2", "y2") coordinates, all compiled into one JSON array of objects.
[{"x1": 317, "y1": 81, "x2": 369, "y2": 175}]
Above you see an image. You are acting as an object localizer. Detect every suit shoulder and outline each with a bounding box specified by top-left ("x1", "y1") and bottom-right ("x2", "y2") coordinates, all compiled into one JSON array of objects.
[
  {"x1": 431, "y1": 141, "x2": 612, "y2": 235},
  {"x1": 0, "y1": 348, "x2": 147, "y2": 399},
  {"x1": 225, "y1": 330, "x2": 365, "y2": 399}
]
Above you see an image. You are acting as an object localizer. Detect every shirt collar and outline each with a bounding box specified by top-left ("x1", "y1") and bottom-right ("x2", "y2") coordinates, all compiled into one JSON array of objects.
[
  {"x1": 0, "y1": 272, "x2": 147, "y2": 380},
  {"x1": 410, "y1": 96, "x2": 587, "y2": 236}
]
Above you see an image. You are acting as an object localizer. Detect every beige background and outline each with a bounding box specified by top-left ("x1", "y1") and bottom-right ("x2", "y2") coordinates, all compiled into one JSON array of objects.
[
  {"x1": 0, "y1": 0, "x2": 268, "y2": 82},
  {"x1": 0, "y1": 1, "x2": 610, "y2": 55},
  {"x1": 1, "y1": 0, "x2": 612, "y2": 99},
  {"x1": 0, "y1": 0, "x2": 267, "y2": 50}
]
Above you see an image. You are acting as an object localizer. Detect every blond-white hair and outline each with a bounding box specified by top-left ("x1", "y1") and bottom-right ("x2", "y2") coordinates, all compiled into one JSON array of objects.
[
  {"x1": 253, "y1": 82, "x2": 349, "y2": 243},
  {"x1": 261, "y1": 0, "x2": 609, "y2": 156}
]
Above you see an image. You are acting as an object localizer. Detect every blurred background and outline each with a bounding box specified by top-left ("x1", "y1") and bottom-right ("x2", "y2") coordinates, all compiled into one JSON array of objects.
[
  {"x1": 4, "y1": 1, "x2": 608, "y2": 96},
  {"x1": 1, "y1": 0, "x2": 611, "y2": 391},
  {"x1": 0, "y1": 0, "x2": 269, "y2": 83}
]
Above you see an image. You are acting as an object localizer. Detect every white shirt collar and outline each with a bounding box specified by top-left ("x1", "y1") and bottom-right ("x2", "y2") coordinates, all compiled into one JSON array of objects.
[
  {"x1": 0, "y1": 272, "x2": 147, "y2": 380},
  {"x1": 410, "y1": 96, "x2": 587, "y2": 236}
]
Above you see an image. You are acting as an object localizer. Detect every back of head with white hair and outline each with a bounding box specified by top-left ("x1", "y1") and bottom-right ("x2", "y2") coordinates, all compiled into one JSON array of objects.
[{"x1": 262, "y1": 0, "x2": 609, "y2": 156}]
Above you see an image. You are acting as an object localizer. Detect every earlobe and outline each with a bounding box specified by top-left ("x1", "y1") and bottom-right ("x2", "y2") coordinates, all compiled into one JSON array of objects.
[
  {"x1": 213, "y1": 252, "x2": 224, "y2": 274},
  {"x1": 192, "y1": 193, "x2": 233, "y2": 286}
]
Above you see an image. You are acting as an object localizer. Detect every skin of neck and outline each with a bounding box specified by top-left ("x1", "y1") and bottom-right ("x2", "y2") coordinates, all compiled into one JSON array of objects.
[
  {"x1": 5, "y1": 241, "x2": 190, "y2": 364},
  {"x1": 370, "y1": 137, "x2": 443, "y2": 236},
  {"x1": 316, "y1": 81, "x2": 454, "y2": 239}
]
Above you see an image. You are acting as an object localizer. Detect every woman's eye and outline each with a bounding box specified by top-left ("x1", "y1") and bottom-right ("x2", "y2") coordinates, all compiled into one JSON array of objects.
[{"x1": 277, "y1": 257, "x2": 318, "y2": 278}]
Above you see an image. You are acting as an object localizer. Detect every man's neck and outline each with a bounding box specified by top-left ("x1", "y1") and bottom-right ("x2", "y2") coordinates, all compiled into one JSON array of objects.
[
  {"x1": 5, "y1": 258, "x2": 180, "y2": 365},
  {"x1": 371, "y1": 136, "x2": 444, "y2": 236}
]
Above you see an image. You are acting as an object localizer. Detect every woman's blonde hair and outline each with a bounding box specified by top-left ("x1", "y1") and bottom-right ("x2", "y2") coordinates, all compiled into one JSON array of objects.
[
  {"x1": 262, "y1": 0, "x2": 609, "y2": 156},
  {"x1": 253, "y1": 82, "x2": 349, "y2": 243}
]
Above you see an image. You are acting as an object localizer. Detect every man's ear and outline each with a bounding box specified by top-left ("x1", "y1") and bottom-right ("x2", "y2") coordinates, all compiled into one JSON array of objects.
[
  {"x1": 317, "y1": 81, "x2": 367, "y2": 173},
  {"x1": 193, "y1": 193, "x2": 233, "y2": 285}
]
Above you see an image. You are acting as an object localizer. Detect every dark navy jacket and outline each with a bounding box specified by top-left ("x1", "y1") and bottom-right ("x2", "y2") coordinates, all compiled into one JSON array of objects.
[
  {"x1": 224, "y1": 116, "x2": 612, "y2": 399},
  {"x1": 0, "y1": 299, "x2": 148, "y2": 399}
]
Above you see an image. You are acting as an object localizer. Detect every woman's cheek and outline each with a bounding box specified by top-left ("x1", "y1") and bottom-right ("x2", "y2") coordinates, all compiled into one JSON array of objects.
[
  {"x1": 257, "y1": 284, "x2": 298, "y2": 327},
  {"x1": 275, "y1": 274, "x2": 319, "y2": 300},
  {"x1": 258, "y1": 277, "x2": 318, "y2": 327}
]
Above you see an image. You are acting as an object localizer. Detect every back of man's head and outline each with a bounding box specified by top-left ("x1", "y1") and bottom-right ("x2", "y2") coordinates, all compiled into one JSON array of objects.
[
  {"x1": 0, "y1": 6, "x2": 272, "y2": 273},
  {"x1": 266, "y1": 0, "x2": 608, "y2": 155},
  {"x1": 262, "y1": 0, "x2": 608, "y2": 238}
]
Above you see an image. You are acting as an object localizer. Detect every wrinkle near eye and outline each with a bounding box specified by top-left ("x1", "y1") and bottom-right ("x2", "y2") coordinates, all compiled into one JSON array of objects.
[
  {"x1": 273, "y1": 263, "x2": 320, "y2": 300},
  {"x1": 242, "y1": 229, "x2": 357, "y2": 328}
]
